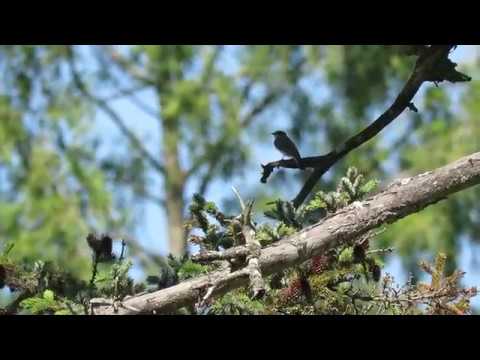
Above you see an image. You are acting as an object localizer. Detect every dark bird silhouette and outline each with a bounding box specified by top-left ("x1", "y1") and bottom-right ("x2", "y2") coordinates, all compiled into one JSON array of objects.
[
  {"x1": 272, "y1": 130, "x2": 305, "y2": 169},
  {"x1": 86, "y1": 233, "x2": 115, "y2": 262}
]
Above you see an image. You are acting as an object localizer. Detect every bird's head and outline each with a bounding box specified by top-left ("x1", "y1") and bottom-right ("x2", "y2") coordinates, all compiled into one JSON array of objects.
[{"x1": 272, "y1": 130, "x2": 287, "y2": 138}]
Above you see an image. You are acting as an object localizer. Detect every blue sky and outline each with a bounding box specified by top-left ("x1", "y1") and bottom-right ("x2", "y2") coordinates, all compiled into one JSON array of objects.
[{"x1": 92, "y1": 45, "x2": 480, "y2": 308}]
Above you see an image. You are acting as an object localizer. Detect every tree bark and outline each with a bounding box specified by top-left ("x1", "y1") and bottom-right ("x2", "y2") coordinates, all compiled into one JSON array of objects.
[
  {"x1": 91, "y1": 151, "x2": 480, "y2": 315},
  {"x1": 162, "y1": 110, "x2": 186, "y2": 257}
]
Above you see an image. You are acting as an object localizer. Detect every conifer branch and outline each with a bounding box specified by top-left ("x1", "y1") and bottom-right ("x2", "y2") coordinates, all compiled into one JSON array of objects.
[{"x1": 91, "y1": 151, "x2": 480, "y2": 315}]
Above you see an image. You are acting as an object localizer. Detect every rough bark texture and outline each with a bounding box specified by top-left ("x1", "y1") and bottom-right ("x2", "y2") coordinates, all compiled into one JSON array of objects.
[
  {"x1": 243, "y1": 225, "x2": 266, "y2": 299},
  {"x1": 91, "y1": 152, "x2": 480, "y2": 315}
]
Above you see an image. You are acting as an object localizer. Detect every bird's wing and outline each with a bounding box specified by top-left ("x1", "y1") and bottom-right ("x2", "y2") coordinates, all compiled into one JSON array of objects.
[{"x1": 284, "y1": 137, "x2": 302, "y2": 160}]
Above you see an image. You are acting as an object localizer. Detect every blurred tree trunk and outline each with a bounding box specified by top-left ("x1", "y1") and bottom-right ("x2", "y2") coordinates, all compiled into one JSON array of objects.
[{"x1": 161, "y1": 103, "x2": 186, "y2": 257}]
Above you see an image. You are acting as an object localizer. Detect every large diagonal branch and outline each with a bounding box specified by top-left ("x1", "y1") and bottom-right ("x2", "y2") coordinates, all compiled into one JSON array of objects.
[
  {"x1": 260, "y1": 46, "x2": 471, "y2": 208},
  {"x1": 91, "y1": 151, "x2": 480, "y2": 314},
  {"x1": 66, "y1": 46, "x2": 165, "y2": 176}
]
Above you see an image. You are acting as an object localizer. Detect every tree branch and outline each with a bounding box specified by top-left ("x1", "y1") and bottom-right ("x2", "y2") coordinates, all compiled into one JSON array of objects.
[
  {"x1": 260, "y1": 153, "x2": 336, "y2": 183},
  {"x1": 184, "y1": 50, "x2": 308, "y2": 194},
  {"x1": 66, "y1": 46, "x2": 165, "y2": 176},
  {"x1": 98, "y1": 65, "x2": 160, "y2": 120},
  {"x1": 241, "y1": 56, "x2": 306, "y2": 128},
  {"x1": 91, "y1": 151, "x2": 480, "y2": 314},
  {"x1": 186, "y1": 57, "x2": 307, "y2": 190},
  {"x1": 100, "y1": 45, "x2": 155, "y2": 86},
  {"x1": 191, "y1": 246, "x2": 250, "y2": 263},
  {"x1": 102, "y1": 85, "x2": 149, "y2": 102},
  {"x1": 243, "y1": 224, "x2": 265, "y2": 299},
  {"x1": 241, "y1": 90, "x2": 282, "y2": 128},
  {"x1": 260, "y1": 46, "x2": 471, "y2": 208}
]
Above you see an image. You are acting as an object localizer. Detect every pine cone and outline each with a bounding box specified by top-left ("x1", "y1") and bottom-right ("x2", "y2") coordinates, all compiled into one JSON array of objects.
[
  {"x1": 278, "y1": 278, "x2": 304, "y2": 305},
  {"x1": 311, "y1": 254, "x2": 331, "y2": 274}
]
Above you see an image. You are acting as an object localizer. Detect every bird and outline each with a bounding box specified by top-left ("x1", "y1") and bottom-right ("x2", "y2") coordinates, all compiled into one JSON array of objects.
[{"x1": 271, "y1": 130, "x2": 305, "y2": 170}]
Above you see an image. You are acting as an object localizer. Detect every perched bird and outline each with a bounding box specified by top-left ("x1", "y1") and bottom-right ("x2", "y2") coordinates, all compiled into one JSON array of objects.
[{"x1": 272, "y1": 130, "x2": 304, "y2": 169}]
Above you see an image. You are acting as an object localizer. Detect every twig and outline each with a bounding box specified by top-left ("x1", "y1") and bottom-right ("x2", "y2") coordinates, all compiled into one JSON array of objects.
[
  {"x1": 101, "y1": 85, "x2": 148, "y2": 102},
  {"x1": 366, "y1": 248, "x2": 395, "y2": 256},
  {"x1": 232, "y1": 186, "x2": 246, "y2": 211},
  {"x1": 119, "y1": 240, "x2": 127, "y2": 261}
]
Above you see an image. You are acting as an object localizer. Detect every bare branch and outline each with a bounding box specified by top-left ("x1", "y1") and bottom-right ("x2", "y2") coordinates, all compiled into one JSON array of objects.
[
  {"x1": 261, "y1": 153, "x2": 335, "y2": 183},
  {"x1": 91, "y1": 151, "x2": 480, "y2": 314},
  {"x1": 259, "y1": 46, "x2": 471, "y2": 208},
  {"x1": 290, "y1": 45, "x2": 470, "y2": 208}
]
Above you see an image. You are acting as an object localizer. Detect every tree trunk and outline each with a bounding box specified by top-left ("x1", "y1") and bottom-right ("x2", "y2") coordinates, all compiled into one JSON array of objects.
[{"x1": 162, "y1": 111, "x2": 186, "y2": 257}]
